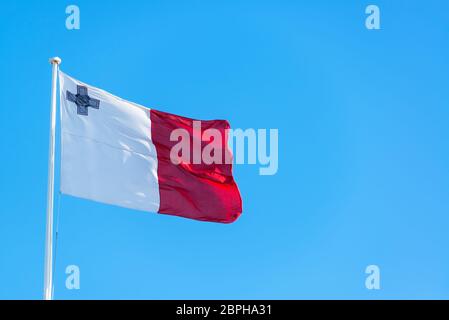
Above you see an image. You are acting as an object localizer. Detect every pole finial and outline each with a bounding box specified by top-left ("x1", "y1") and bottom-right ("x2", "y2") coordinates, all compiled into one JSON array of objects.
[{"x1": 49, "y1": 57, "x2": 62, "y2": 65}]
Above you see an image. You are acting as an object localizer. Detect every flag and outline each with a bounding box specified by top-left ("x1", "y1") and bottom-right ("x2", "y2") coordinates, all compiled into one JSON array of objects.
[{"x1": 59, "y1": 71, "x2": 242, "y2": 223}]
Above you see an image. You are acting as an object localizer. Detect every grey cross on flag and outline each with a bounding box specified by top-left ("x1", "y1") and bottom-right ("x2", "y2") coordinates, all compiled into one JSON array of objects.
[{"x1": 66, "y1": 85, "x2": 100, "y2": 116}]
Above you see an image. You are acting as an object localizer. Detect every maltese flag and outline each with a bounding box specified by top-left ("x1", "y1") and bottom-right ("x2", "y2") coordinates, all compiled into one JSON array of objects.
[{"x1": 59, "y1": 71, "x2": 242, "y2": 223}]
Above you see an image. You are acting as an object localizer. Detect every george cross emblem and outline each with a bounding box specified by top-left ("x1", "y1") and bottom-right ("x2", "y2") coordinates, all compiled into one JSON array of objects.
[{"x1": 66, "y1": 85, "x2": 100, "y2": 116}]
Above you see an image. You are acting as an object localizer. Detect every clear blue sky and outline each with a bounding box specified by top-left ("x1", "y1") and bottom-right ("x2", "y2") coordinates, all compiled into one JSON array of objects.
[{"x1": 1, "y1": 0, "x2": 449, "y2": 299}]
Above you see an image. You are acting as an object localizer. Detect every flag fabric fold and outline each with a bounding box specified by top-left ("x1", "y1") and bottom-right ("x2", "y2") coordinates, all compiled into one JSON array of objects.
[{"x1": 59, "y1": 71, "x2": 242, "y2": 223}]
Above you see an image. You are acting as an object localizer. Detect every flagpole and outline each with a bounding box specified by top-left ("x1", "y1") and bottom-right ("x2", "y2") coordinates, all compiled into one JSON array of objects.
[{"x1": 44, "y1": 57, "x2": 61, "y2": 300}]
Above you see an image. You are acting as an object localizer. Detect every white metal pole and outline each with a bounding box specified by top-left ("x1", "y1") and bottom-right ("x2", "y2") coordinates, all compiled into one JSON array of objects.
[{"x1": 44, "y1": 57, "x2": 61, "y2": 300}]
